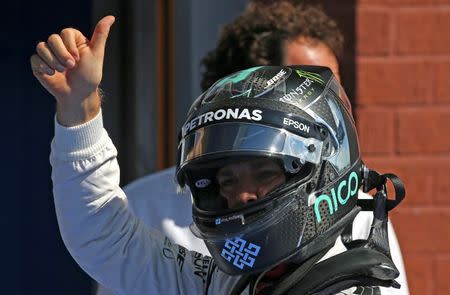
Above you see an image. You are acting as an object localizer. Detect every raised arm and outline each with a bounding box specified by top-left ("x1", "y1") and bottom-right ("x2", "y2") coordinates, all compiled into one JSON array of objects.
[
  {"x1": 30, "y1": 15, "x2": 114, "y2": 126},
  {"x1": 30, "y1": 17, "x2": 210, "y2": 295}
]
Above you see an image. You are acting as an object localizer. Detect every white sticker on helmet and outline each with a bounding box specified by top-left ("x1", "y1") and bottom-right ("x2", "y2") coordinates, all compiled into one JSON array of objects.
[{"x1": 195, "y1": 179, "x2": 211, "y2": 188}]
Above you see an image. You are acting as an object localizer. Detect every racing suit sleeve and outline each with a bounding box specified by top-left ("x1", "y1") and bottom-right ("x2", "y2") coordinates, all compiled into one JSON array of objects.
[{"x1": 50, "y1": 110, "x2": 212, "y2": 295}]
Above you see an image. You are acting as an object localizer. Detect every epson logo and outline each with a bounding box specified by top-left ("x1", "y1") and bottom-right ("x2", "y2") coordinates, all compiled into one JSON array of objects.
[
  {"x1": 314, "y1": 171, "x2": 359, "y2": 223},
  {"x1": 183, "y1": 108, "x2": 263, "y2": 134},
  {"x1": 265, "y1": 69, "x2": 287, "y2": 89},
  {"x1": 283, "y1": 118, "x2": 310, "y2": 133}
]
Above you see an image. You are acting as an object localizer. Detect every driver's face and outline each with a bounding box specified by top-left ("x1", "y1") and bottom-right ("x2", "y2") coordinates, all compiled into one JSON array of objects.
[{"x1": 216, "y1": 158, "x2": 286, "y2": 209}]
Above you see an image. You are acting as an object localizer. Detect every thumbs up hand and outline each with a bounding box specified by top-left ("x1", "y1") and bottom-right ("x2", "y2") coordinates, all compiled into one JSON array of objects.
[{"x1": 31, "y1": 16, "x2": 115, "y2": 126}]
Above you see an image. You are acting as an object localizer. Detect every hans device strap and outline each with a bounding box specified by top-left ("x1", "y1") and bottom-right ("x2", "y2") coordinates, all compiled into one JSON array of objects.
[{"x1": 360, "y1": 168, "x2": 405, "y2": 212}]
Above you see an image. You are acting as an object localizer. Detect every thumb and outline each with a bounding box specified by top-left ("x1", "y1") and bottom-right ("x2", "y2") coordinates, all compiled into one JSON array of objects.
[{"x1": 90, "y1": 15, "x2": 115, "y2": 56}]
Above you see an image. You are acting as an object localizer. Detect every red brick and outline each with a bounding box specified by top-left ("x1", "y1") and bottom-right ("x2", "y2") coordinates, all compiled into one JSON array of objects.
[
  {"x1": 319, "y1": 0, "x2": 354, "y2": 9},
  {"x1": 357, "y1": 60, "x2": 431, "y2": 105},
  {"x1": 436, "y1": 257, "x2": 450, "y2": 293},
  {"x1": 357, "y1": 9, "x2": 390, "y2": 56},
  {"x1": 395, "y1": 10, "x2": 450, "y2": 55},
  {"x1": 434, "y1": 162, "x2": 450, "y2": 205},
  {"x1": 434, "y1": 61, "x2": 450, "y2": 103},
  {"x1": 402, "y1": 255, "x2": 433, "y2": 295},
  {"x1": 357, "y1": 0, "x2": 432, "y2": 4},
  {"x1": 356, "y1": 107, "x2": 394, "y2": 155},
  {"x1": 362, "y1": 157, "x2": 434, "y2": 206},
  {"x1": 397, "y1": 108, "x2": 450, "y2": 153},
  {"x1": 390, "y1": 208, "x2": 450, "y2": 253}
]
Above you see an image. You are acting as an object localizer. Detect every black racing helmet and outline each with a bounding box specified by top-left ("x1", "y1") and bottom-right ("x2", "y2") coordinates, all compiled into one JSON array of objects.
[{"x1": 176, "y1": 65, "x2": 364, "y2": 275}]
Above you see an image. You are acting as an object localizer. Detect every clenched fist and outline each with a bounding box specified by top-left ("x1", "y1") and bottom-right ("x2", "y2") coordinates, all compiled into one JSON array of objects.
[{"x1": 30, "y1": 16, "x2": 115, "y2": 126}]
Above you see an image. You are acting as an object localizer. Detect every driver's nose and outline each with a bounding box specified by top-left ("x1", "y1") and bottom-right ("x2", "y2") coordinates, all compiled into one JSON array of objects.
[
  {"x1": 236, "y1": 190, "x2": 259, "y2": 205},
  {"x1": 232, "y1": 177, "x2": 261, "y2": 207}
]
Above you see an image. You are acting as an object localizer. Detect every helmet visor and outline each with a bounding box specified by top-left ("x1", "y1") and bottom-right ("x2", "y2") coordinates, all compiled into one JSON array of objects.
[{"x1": 178, "y1": 122, "x2": 324, "y2": 171}]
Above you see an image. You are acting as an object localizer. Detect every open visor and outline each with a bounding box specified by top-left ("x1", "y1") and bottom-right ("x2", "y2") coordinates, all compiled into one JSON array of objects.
[{"x1": 178, "y1": 122, "x2": 324, "y2": 171}]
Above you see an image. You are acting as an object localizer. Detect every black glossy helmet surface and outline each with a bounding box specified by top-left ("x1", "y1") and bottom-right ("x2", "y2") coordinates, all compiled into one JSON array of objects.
[{"x1": 176, "y1": 65, "x2": 363, "y2": 275}]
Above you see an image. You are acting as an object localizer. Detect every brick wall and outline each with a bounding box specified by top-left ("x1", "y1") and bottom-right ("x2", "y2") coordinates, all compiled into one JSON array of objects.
[{"x1": 355, "y1": 0, "x2": 450, "y2": 293}]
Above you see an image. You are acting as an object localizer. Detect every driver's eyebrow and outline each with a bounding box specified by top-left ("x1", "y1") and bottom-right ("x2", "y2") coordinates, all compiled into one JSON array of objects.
[{"x1": 217, "y1": 168, "x2": 234, "y2": 179}]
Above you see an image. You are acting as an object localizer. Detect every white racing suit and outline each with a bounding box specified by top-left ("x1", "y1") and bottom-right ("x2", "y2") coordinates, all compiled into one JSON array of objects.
[{"x1": 50, "y1": 111, "x2": 408, "y2": 295}]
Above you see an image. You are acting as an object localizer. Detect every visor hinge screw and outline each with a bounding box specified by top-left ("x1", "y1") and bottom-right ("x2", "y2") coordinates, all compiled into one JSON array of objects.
[{"x1": 307, "y1": 144, "x2": 316, "y2": 152}]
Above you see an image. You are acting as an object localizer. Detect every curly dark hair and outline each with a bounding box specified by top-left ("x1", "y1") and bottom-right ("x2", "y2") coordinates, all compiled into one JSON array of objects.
[{"x1": 200, "y1": 1, "x2": 344, "y2": 91}]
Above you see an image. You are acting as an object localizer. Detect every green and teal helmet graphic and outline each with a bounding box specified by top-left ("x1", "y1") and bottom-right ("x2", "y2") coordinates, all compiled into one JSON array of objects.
[{"x1": 176, "y1": 65, "x2": 363, "y2": 275}]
